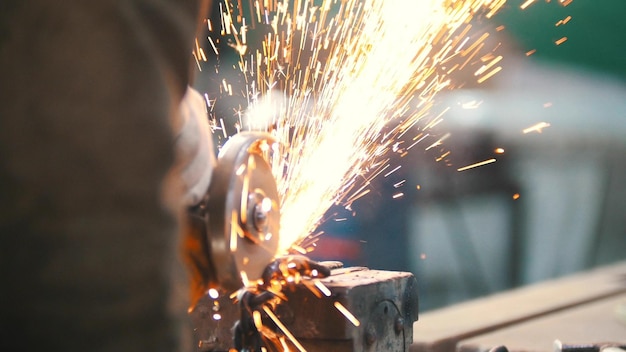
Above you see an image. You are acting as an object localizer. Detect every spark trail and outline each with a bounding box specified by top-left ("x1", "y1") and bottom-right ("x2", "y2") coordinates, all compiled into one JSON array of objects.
[{"x1": 202, "y1": 0, "x2": 508, "y2": 254}]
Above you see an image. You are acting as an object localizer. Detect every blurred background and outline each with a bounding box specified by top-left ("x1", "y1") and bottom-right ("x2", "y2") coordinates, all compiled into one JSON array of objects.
[{"x1": 308, "y1": 0, "x2": 626, "y2": 311}]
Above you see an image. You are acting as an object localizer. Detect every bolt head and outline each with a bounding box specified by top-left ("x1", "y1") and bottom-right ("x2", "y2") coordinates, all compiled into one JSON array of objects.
[{"x1": 394, "y1": 317, "x2": 405, "y2": 334}]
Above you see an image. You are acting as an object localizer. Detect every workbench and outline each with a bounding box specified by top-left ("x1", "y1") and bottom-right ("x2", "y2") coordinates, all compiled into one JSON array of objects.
[{"x1": 412, "y1": 262, "x2": 626, "y2": 352}]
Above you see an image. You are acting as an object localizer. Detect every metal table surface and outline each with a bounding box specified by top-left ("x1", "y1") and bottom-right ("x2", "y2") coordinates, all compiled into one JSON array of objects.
[{"x1": 412, "y1": 262, "x2": 626, "y2": 352}]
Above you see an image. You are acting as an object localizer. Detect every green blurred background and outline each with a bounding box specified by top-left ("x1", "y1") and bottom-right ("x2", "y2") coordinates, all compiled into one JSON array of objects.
[{"x1": 497, "y1": 0, "x2": 626, "y2": 80}]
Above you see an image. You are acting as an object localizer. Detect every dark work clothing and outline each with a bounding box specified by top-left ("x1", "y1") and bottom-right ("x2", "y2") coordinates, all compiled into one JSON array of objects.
[{"x1": 0, "y1": 1, "x2": 206, "y2": 350}]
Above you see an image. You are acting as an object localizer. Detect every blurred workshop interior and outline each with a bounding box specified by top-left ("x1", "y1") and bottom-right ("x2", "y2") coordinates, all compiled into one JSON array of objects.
[{"x1": 308, "y1": 0, "x2": 626, "y2": 311}]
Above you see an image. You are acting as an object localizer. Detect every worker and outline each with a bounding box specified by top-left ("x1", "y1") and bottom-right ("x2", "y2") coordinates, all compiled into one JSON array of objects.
[{"x1": 0, "y1": 0, "x2": 214, "y2": 350}]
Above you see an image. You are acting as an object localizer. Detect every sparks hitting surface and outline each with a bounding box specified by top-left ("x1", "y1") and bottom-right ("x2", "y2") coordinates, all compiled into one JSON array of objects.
[{"x1": 201, "y1": 0, "x2": 509, "y2": 254}]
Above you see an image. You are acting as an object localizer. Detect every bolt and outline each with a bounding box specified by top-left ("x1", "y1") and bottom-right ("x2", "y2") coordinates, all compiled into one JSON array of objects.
[
  {"x1": 253, "y1": 203, "x2": 268, "y2": 230},
  {"x1": 249, "y1": 193, "x2": 271, "y2": 233},
  {"x1": 394, "y1": 317, "x2": 404, "y2": 334}
]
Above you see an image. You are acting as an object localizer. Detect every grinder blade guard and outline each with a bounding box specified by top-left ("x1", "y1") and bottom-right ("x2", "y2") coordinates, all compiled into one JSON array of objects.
[{"x1": 204, "y1": 131, "x2": 281, "y2": 291}]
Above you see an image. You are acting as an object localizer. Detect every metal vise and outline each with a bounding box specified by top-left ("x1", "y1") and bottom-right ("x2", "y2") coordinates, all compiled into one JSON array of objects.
[{"x1": 191, "y1": 266, "x2": 419, "y2": 351}]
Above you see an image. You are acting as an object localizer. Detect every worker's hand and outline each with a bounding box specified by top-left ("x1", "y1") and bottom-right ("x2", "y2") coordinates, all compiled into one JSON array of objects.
[
  {"x1": 175, "y1": 86, "x2": 218, "y2": 310},
  {"x1": 174, "y1": 86, "x2": 216, "y2": 206}
]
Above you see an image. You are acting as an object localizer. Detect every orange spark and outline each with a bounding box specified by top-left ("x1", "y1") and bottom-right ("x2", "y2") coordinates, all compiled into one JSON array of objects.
[
  {"x1": 262, "y1": 306, "x2": 307, "y2": 352},
  {"x1": 240, "y1": 271, "x2": 250, "y2": 287},
  {"x1": 520, "y1": 0, "x2": 536, "y2": 10},
  {"x1": 314, "y1": 280, "x2": 332, "y2": 297},
  {"x1": 334, "y1": 302, "x2": 360, "y2": 327},
  {"x1": 523, "y1": 122, "x2": 551, "y2": 134},
  {"x1": 208, "y1": 288, "x2": 220, "y2": 299},
  {"x1": 457, "y1": 158, "x2": 497, "y2": 172},
  {"x1": 477, "y1": 66, "x2": 502, "y2": 84},
  {"x1": 556, "y1": 15, "x2": 572, "y2": 26}
]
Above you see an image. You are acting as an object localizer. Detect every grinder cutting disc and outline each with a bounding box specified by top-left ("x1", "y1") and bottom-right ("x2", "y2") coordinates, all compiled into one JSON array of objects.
[{"x1": 206, "y1": 132, "x2": 280, "y2": 291}]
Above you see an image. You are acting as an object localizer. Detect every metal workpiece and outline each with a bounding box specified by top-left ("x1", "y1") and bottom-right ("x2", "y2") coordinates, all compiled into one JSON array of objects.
[
  {"x1": 191, "y1": 266, "x2": 419, "y2": 351},
  {"x1": 277, "y1": 267, "x2": 419, "y2": 352},
  {"x1": 205, "y1": 132, "x2": 281, "y2": 291}
]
